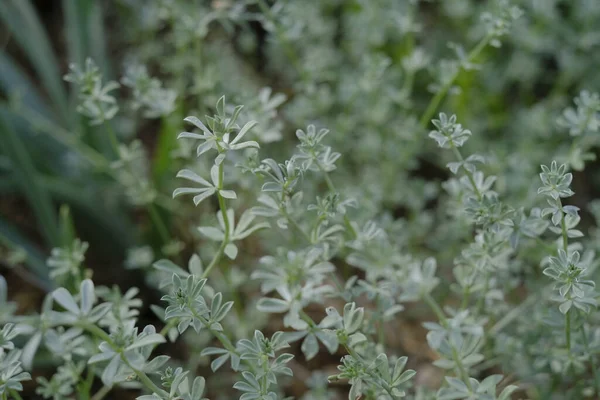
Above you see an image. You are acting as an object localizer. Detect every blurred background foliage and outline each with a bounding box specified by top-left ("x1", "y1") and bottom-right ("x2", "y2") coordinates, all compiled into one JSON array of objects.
[{"x1": 0, "y1": 0, "x2": 599, "y2": 398}]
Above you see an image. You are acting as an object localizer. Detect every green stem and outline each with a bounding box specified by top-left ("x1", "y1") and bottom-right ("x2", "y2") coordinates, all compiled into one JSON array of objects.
[
  {"x1": 201, "y1": 162, "x2": 230, "y2": 279},
  {"x1": 451, "y1": 346, "x2": 473, "y2": 391},
  {"x1": 189, "y1": 307, "x2": 238, "y2": 354},
  {"x1": 202, "y1": 238, "x2": 228, "y2": 280},
  {"x1": 565, "y1": 311, "x2": 571, "y2": 352},
  {"x1": 312, "y1": 154, "x2": 358, "y2": 239},
  {"x1": 81, "y1": 365, "x2": 96, "y2": 399},
  {"x1": 299, "y1": 309, "x2": 317, "y2": 327},
  {"x1": 580, "y1": 324, "x2": 600, "y2": 397},
  {"x1": 78, "y1": 323, "x2": 168, "y2": 397},
  {"x1": 423, "y1": 292, "x2": 447, "y2": 328},
  {"x1": 342, "y1": 344, "x2": 398, "y2": 399},
  {"x1": 460, "y1": 286, "x2": 471, "y2": 310},
  {"x1": 90, "y1": 385, "x2": 112, "y2": 400},
  {"x1": 159, "y1": 318, "x2": 178, "y2": 337},
  {"x1": 475, "y1": 273, "x2": 490, "y2": 315},
  {"x1": 102, "y1": 119, "x2": 120, "y2": 157},
  {"x1": 123, "y1": 359, "x2": 166, "y2": 398},
  {"x1": 148, "y1": 202, "x2": 170, "y2": 245},
  {"x1": 8, "y1": 390, "x2": 23, "y2": 400},
  {"x1": 419, "y1": 34, "x2": 492, "y2": 128},
  {"x1": 557, "y1": 198, "x2": 571, "y2": 352},
  {"x1": 375, "y1": 297, "x2": 386, "y2": 347},
  {"x1": 559, "y1": 204, "x2": 569, "y2": 251},
  {"x1": 451, "y1": 145, "x2": 482, "y2": 201},
  {"x1": 283, "y1": 210, "x2": 313, "y2": 244}
]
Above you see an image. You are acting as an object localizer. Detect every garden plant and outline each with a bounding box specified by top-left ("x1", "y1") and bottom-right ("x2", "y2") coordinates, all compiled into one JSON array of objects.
[{"x1": 0, "y1": 0, "x2": 600, "y2": 399}]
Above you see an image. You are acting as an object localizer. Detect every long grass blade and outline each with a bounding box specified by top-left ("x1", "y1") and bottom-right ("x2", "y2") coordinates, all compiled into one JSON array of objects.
[
  {"x1": 0, "y1": 112, "x2": 59, "y2": 248},
  {"x1": 0, "y1": 0, "x2": 69, "y2": 125},
  {"x1": 0, "y1": 215, "x2": 51, "y2": 289},
  {"x1": 0, "y1": 52, "x2": 52, "y2": 117}
]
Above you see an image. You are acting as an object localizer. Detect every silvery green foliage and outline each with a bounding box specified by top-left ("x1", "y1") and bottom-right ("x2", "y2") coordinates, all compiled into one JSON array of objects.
[
  {"x1": 111, "y1": 140, "x2": 157, "y2": 206},
  {"x1": 0, "y1": 347, "x2": 31, "y2": 395},
  {"x1": 121, "y1": 63, "x2": 177, "y2": 118},
  {"x1": 63, "y1": 58, "x2": 120, "y2": 125},
  {"x1": 238, "y1": 87, "x2": 287, "y2": 143},
  {"x1": 138, "y1": 368, "x2": 207, "y2": 400},
  {"x1": 7, "y1": 0, "x2": 600, "y2": 398},
  {"x1": 47, "y1": 239, "x2": 89, "y2": 284},
  {"x1": 429, "y1": 113, "x2": 472, "y2": 149},
  {"x1": 126, "y1": 246, "x2": 155, "y2": 270}
]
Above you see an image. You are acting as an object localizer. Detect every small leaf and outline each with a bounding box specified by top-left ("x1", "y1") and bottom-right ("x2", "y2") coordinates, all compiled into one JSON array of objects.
[
  {"x1": 52, "y1": 288, "x2": 79, "y2": 315},
  {"x1": 126, "y1": 334, "x2": 166, "y2": 350},
  {"x1": 224, "y1": 243, "x2": 238, "y2": 260},
  {"x1": 80, "y1": 279, "x2": 95, "y2": 315},
  {"x1": 257, "y1": 297, "x2": 289, "y2": 313}
]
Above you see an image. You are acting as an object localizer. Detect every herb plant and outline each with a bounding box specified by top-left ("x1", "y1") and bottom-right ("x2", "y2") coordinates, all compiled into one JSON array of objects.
[{"x1": 1, "y1": 0, "x2": 600, "y2": 399}]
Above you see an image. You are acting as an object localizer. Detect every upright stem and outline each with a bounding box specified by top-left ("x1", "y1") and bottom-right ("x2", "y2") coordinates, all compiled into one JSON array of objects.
[
  {"x1": 559, "y1": 207, "x2": 569, "y2": 251},
  {"x1": 202, "y1": 162, "x2": 230, "y2": 279},
  {"x1": 283, "y1": 210, "x2": 313, "y2": 244},
  {"x1": 423, "y1": 292, "x2": 447, "y2": 328},
  {"x1": 78, "y1": 323, "x2": 168, "y2": 397},
  {"x1": 451, "y1": 144, "x2": 482, "y2": 201},
  {"x1": 565, "y1": 312, "x2": 571, "y2": 352},
  {"x1": 102, "y1": 119, "x2": 120, "y2": 157},
  {"x1": 91, "y1": 385, "x2": 112, "y2": 400},
  {"x1": 451, "y1": 347, "x2": 473, "y2": 391},
  {"x1": 189, "y1": 307, "x2": 238, "y2": 355},
  {"x1": 312, "y1": 154, "x2": 358, "y2": 239},
  {"x1": 475, "y1": 273, "x2": 490, "y2": 315},
  {"x1": 419, "y1": 34, "x2": 492, "y2": 128},
  {"x1": 148, "y1": 203, "x2": 170, "y2": 245},
  {"x1": 557, "y1": 198, "x2": 571, "y2": 352},
  {"x1": 8, "y1": 391, "x2": 23, "y2": 400},
  {"x1": 159, "y1": 319, "x2": 178, "y2": 337},
  {"x1": 580, "y1": 324, "x2": 600, "y2": 397}
]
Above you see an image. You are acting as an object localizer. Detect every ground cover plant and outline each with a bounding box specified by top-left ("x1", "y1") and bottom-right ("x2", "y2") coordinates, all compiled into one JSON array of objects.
[{"x1": 0, "y1": 0, "x2": 600, "y2": 399}]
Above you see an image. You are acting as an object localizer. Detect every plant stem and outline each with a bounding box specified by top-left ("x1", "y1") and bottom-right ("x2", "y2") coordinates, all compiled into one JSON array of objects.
[
  {"x1": 451, "y1": 346, "x2": 473, "y2": 391},
  {"x1": 312, "y1": 154, "x2": 358, "y2": 239},
  {"x1": 201, "y1": 162, "x2": 230, "y2": 279},
  {"x1": 423, "y1": 292, "x2": 447, "y2": 327},
  {"x1": 8, "y1": 390, "x2": 23, "y2": 400},
  {"x1": 81, "y1": 365, "x2": 96, "y2": 398},
  {"x1": 148, "y1": 203, "x2": 170, "y2": 245},
  {"x1": 91, "y1": 385, "x2": 112, "y2": 400},
  {"x1": 580, "y1": 324, "x2": 600, "y2": 397},
  {"x1": 461, "y1": 286, "x2": 471, "y2": 310},
  {"x1": 190, "y1": 307, "x2": 238, "y2": 354},
  {"x1": 419, "y1": 34, "x2": 492, "y2": 128},
  {"x1": 342, "y1": 344, "x2": 398, "y2": 399},
  {"x1": 557, "y1": 198, "x2": 572, "y2": 352},
  {"x1": 102, "y1": 119, "x2": 120, "y2": 157},
  {"x1": 451, "y1": 144, "x2": 482, "y2": 201},
  {"x1": 475, "y1": 273, "x2": 490, "y2": 315},
  {"x1": 283, "y1": 210, "x2": 313, "y2": 244},
  {"x1": 159, "y1": 318, "x2": 178, "y2": 337},
  {"x1": 565, "y1": 311, "x2": 571, "y2": 352},
  {"x1": 78, "y1": 323, "x2": 168, "y2": 397},
  {"x1": 559, "y1": 204, "x2": 569, "y2": 251}
]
